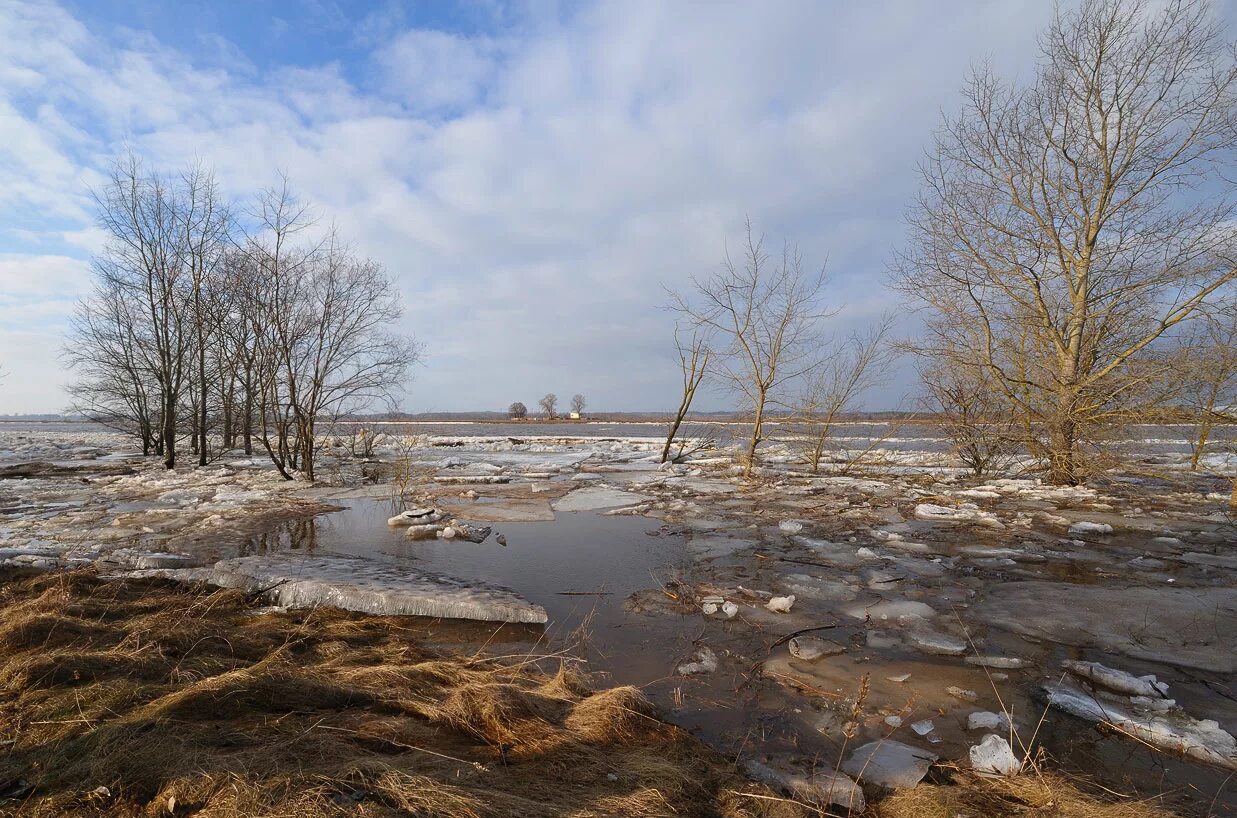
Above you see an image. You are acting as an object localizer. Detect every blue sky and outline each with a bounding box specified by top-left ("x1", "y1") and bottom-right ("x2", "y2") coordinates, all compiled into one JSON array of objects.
[{"x1": 2, "y1": 0, "x2": 1235, "y2": 414}]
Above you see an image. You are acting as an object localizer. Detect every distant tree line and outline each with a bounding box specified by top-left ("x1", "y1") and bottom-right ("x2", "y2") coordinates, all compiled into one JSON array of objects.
[
  {"x1": 64, "y1": 155, "x2": 419, "y2": 481},
  {"x1": 506, "y1": 394, "x2": 587, "y2": 419}
]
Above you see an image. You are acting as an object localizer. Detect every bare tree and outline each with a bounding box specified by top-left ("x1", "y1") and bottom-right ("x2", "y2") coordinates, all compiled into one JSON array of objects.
[
  {"x1": 65, "y1": 278, "x2": 159, "y2": 453},
  {"x1": 178, "y1": 162, "x2": 231, "y2": 466},
  {"x1": 893, "y1": 0, "x2": 1237, "y2": 484},
  {"x1": 920, "y1": 362, "x2": 1019, "y2": 477},
  {"x1": 570, "y1": 394, "x2": 586, "y2": 415},
  {"x1": 87, "y1": 154, "x2": 194, "y2": 468},
  {"x1": 661, "y1": 325, "x2": 711, "y2": 463},
  {"x1": 241, "y1": 181, "x2": 418, "y2": 482},
  {"x1": 672, "y1": 220, "x2": 829, "y2": 476},
  {"x1": 508, "y1": 401, "x2": 528, "y2": 419},
  {"x1": 538, "y1": 393, "x2": 558, "y2": 418},
  {"x1": 794, "y1": 315, "x2": 896, "y2": 473}
]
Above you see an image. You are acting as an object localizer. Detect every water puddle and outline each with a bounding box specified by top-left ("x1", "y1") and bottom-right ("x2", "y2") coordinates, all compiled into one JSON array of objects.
[{"x1": 243, "y1": 497, "x2": 697, "y2": 676}]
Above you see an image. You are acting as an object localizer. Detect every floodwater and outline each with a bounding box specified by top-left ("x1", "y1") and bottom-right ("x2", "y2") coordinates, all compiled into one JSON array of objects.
[
  {"x1": 246, "y1": 499, "x2": 702, "y2": 678},
  {"x1": 243, "y1": 494, "x2": 1236, "y2": 816},
  {"x1": 5, "y1": 418, "x2": 1235, "y2": 456}
]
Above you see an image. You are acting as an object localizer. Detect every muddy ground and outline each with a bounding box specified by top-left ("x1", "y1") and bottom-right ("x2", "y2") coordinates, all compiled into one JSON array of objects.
[{"x1": 0, "y1": 424, "x2": 1233, "y2": 816}]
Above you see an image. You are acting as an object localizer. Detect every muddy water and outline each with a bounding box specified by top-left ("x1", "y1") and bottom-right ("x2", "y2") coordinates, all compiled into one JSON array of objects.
[
  {"x1": 243, "y1": 498, "x2": 700, "y2": 677},
  {"x1": 244, "y1": 497, "x2": 1236, "y2": 817}
]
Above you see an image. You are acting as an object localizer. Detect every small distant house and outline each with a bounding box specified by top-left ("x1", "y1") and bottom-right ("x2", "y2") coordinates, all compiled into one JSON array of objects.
[{"x1": 568, "y1": 411, "x2": 582, "y2": 420}]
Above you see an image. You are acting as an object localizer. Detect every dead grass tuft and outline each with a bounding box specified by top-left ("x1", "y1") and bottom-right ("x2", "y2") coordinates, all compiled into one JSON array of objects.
[
  {"x1": 0, "y1": 570, "x2": 800, "y2": 817},
  {"x1": 875, "y1": 771, "x2": 1179, "y2": 818}
]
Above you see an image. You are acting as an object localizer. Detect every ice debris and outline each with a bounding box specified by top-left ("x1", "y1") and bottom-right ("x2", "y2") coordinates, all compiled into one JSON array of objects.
[
  {"x1": 841, "y1": 740, "x2": 937, "y2": 788},
  {"x1": 1038, "y1": 681, "x2": 1237, "y2": 770},
  {"x1": 678, "y1": 647, "x2": 720, "y2": 675},
  {"x1": 969, "y1": 734, "x2": 1021, "y2": 776},
  {"x1": 788, "y1": 635, "x2": 845, "y2": 661},
  {"x1": 765, "y1": 595, "x2": 796, "y2": 613},
  {"x1": 1062, "y1": 660, "x2": 1169, "y2": 698}
]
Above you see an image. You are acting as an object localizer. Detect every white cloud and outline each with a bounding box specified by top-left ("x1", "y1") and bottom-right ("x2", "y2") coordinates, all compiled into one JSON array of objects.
[
  {"x1": 0, "y1": 0, "x2": 1147, "y2": 414},
  {"x1": 377, "y1": 29, "x2": 502, "y2": 110}
]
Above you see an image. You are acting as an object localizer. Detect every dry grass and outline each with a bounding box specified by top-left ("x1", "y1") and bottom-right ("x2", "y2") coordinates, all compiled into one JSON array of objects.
[
  {"x1": 875, "y1": 771, "x2": 1179, "y2": 818},
  {"x1": 0, "y1": 569, "x2": 804, "y2": 818}
]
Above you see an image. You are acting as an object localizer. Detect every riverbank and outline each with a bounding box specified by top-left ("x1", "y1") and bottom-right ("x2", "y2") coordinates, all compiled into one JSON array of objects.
[{"x1": 0, "y1": 425, "x2": 1233, "y2": 815}]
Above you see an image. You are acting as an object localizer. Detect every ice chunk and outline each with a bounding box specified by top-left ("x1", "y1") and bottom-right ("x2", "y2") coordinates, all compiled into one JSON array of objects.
[
  {"x1": 778, "y1": 519, "x2": 805, "y2": 534},
  {"x1": 1068, "y1": 521, "x2": 1114, "y2": 536},
  {"x1": 799, "y1": 771, "x2": 865, "y2": 812},
  {"x1": 911, "y1": 719, "x2": 934, "y2": 736},
  {"x1": 678, "y1": 647, "x2": 719, "y2": 675},
  {"x1": 967, "y1": 711, "x2": 1010, "y2": 731},
  {"x1": 721, "y1": 601, "x2": 739, "y2": 618},
  {"x1": 788, "y1": 635, "x2": 845, "y2": 661},
  {"x1": 387, "y1": 508, "x2": 446, "y2": 527},
  {"x1": 841, "y1": 740, "x2": 937, "y2": 788},
  {"x1": 965, "y1": 655, "x2": 1025, "y2": 669},
  {"x1": 969, "y1": 734, "x2": 1020, "y2": 776},
  {"x1": 1062, "y1": 660, "x2": 1169, "y2": 698},
  {"x1": 844, "y1": 599, "x2": 936, "y2": 621},
  {"x1": 914, "y1": 503, "x2": 1004, "y2": 528},
  {"x1": 1038, "y1": 681, "x2": 1237, "y2": 770},
  {"x1": 766, "y1": 594, "x2": 796, "y2": 613}
]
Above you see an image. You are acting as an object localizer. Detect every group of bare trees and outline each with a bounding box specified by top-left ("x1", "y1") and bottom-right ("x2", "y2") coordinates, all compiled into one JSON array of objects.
[
  {"x1": 667, "y1": 222, "x2": 898, "y2": 474},
  {"x1": 518, "y1": 393, "x2": 586, "y2": 419},
  {"x1": 666, "y1": 1, "x2": 1237, "y2": 486},
  {"x1": 65, "y1": 155, "x2": 418, "y2": 481}
]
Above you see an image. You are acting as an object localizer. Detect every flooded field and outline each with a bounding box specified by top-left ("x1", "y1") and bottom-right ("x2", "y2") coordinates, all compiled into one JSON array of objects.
[{"x1": 1, "y1": 421, "x2": 1235, "y2": 815}]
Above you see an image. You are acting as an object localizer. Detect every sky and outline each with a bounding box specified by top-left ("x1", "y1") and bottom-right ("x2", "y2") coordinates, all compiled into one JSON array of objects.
[{"x1": 2, "y1": 0, "x2": 1234, "y2": 415}]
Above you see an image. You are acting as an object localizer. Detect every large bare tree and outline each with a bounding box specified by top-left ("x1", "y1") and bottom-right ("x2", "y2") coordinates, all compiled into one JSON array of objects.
[
  {"x1": 672, "y1": 221, "x2": 829, "y2": 476},
  {"x1": 893, "y1": 0, "x2": 1237, "y2": 484}
]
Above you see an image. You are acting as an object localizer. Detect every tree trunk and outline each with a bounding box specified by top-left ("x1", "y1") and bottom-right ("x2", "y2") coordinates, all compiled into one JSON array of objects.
[
  {"x1": 1189, "y1": 419, "x2": 1212, "y2": 472},
  {"x1": 1046, "y1": 416, "x2": 1079, "y2": 486},
  {"x1": 197, "y1": 344, "x2": 208, "y2": 466},
  {"x1": 162, "y1": 391, "x2": 176, "y2": 469},
  {"x1": 744, "y1": 395, "x2": 766, "y2": 478},
  {"x1": 243, "y1": 381, "x2": 253, "y2": 455}
]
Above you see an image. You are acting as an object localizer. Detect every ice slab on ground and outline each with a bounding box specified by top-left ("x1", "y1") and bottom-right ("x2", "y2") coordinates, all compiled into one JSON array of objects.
[
  {"x1": 914, "y1": 503, "x2": 1004, "y2": 528},
  {"x1": 439, "y1": 498, "x2": 556, "y2": 522},
  {"x1": 743, "y1": 761, "x2": 865, "y2": 812},
  {"x1": 841, "y1": 740, "x2": 937, "y2": 788},
  {"x1": 1068, "y1": 521, "x2": 1114, "y2": 536},
  {"x1": 1038, "y1": 681, "x2": 1237, "y2": 770},
  {"x1": 133, "y1": 555, "x2": 547, "y2": 624},
  {"x1": 975, "y1": 582, "x2": 1237, "y2": 673},
  {"x1": 552, "y1": 486, "x2": 652, "y2": 512},
  {"x1": 1062, "y1": 660, "x2": 1169, "y2": 698}
]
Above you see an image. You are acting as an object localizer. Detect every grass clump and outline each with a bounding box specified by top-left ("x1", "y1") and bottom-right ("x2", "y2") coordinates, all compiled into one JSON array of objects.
[
  {"x1": 875, "y1": 771, "x2": 1181, "y2": 818},
  {"x1": 0, "y1": 569, "x2": 801, "y2": 817}
]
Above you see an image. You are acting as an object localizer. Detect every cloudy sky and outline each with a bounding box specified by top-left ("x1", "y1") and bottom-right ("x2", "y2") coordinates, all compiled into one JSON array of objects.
[{"x1": 2, "y1": 0, "x2": 1233, "y2": 415}]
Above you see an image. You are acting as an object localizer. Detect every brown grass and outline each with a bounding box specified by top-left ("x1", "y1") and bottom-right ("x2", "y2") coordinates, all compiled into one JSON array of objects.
[
  {"x1": 0, "y1": 569, "x2": 804, "y2": 818},
  {"x1": 875, "y1": 771, "x2": 1179, "y2": 818}
]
